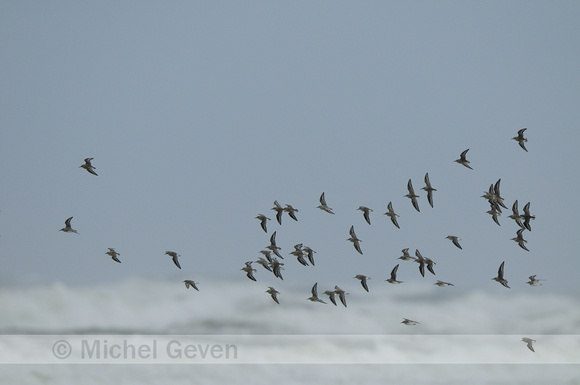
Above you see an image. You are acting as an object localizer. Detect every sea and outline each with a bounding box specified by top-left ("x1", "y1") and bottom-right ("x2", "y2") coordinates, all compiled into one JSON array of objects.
[{"x1": 1, "y1": 277, "x2": 578, "y2": 384}]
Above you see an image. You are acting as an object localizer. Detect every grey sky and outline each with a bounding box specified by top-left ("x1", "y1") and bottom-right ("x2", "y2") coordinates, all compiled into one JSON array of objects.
[{"x1": 1, "y1": 2, "x2": 579, "y2": 292}]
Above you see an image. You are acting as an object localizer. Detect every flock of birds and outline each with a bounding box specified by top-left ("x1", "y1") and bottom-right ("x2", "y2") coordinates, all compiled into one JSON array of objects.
[{"x1": 64, "y1": 129, "x2": 538, "y2": 352}]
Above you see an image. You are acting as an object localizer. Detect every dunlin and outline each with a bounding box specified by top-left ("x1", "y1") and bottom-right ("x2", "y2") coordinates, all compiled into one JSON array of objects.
[
  {"x1": 80, "y1": 158, "x2": 98, "y2": 176},
  {"x1": 512, "y1": 128, "x2": 528, "y2": 152},
  {"x1": 165, "y1": 251, "x2": 181, "y2": 269},
  {"x1": 454, "y1": 149, "x2": 473, "y2": 170},
  {"x1": 317, "y1": 192, "x2": 335, "y2": 214},
  {"x1": 384, "y1": 202, "x2": 400, "y2": 229},
  {"x1": 105, "y1": 248, "x2": 121, "y2": 263},
  {"x1": 354, "y1": 274, "x2": 370, "y2": 292},
  {"x1": 421, "y1": 172, "x2": 436, "y2": 208}
]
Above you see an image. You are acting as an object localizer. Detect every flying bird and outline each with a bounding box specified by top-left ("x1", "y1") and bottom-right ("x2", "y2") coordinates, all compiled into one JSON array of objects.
[
  {"x1": 291, "y1": 244, "x2": 309, "y2": 266},
  {"x1": 401, "y1": 318, "x2": 420, "y2": 326},
  {"x1": 421, "y1": 172, "x2": 437, "y2": 208},
  {"x1": 80, "y1": 157, "x2": 98, "y2": 176},
  {"x1": 259, "y1": 250, "x2": 273, "y2": 262},
  {"x1": 269, "y1": 258, "x2": 284, "y2": 280},
  {"x1": 165, "y1": 251, "x2": 181, "y2": 269},
  {"x1": 255, "y1": 214, "x2": 270, "y2": 233},
  {"x1": 303, "y1": 246, "x2": 316, "y2": 266},
  {"x1": 347, "y1": 225, "x2": 363, "y2": 254},
  {"x1": 323, "y1": 290, "x2": 337, "y2": 306},
  {"x1": 266, "y1": 231, "x2": 283, "y2": 259},
  {"x1": 317, "y1": 192, "x2": 335, "y2": 214},
  {"x1": 283, "y1": 204, "x2": 299, "y2": 221},
  {"x1": 434, "y1": 280, "x2": 454, "y2": 287},
  {"x1": 384, "y1": 202, "x2": 400, "y2": 229},
  {"x1": 266, "y1": 287, "x2": 280, "y2": 304},
  {"x1": 398, "y1": 248, "x2": 415, "y2": 261},
  {"x1": 486, "y1": 205, "x2": 502, "y2": 226},
  {"x1": 511, "y1": 228, "x2": 529, "y2": 251},
  {"x1": 508, "y1": 200, "x2": 525, "y2": 229},
  {"x1": 334, "y1": 286, "x2": 348, "y2": 307},
  {"x1": 454, "y1": 149, "x2": 473, "y2": 170},
  {"x1": 184, "y1": 280, "x2": 199, "y2": 291},
  {"x1": 386, "y1": 264, "x2": 403, "y2": 284},
  {"x1": 512, "y1": 128, "x2": 528, "y2": 152},
  {"x1": 105, "y1": 248, "x2": 121, "y2": 263},
  {"x1": 425, "y1": 258, "x2": 436, "y2": 275},
  {"x1": 271, "y1": 201, "x2": 284, "y2": 225},
  {"x1": 414, "y1": 249, "x2": 426, "y2": 277},
  {"x1": 256, "y1": 257, "x2": 272, "y2": 272},
  {"x1": 357, "y1": 206, "x2": 373, "y2": 225},
  {"x1": 405, "y1": 179, "x2": 420, "y2": 212},
  {"x1": 446, "y1": 235, "x2": 463, "y2": 250},
  {"x1": 521, "y1": 337, "x2": 535, "y2": 352},
  {"x1": 526, "y1": 275, "x2": 545, "y2": 286},
  {"x1": 241, "y1": 261, "x2": 257, "y2": 281},
  {"x1": 492, "y1": 261, "x2": 510, "y2": 288},
  {"x1": 60, "y1": 217, "x2": 78, "y2": 234},
  {"x1": 522, "y1": 202, "x2": 535, "y2": 231},
  {"x1": 354, "y1": 274, "x2": 370, "y2": 292},
  {"x1": 307, "y1": 282, "x2": 327, "y2": 304},
  {"x1": 492, "y1": 179, "x2": 508, "y2": 209}
]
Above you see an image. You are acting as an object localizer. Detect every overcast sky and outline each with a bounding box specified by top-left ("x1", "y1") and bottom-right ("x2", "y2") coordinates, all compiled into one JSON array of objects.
[{"x1": 1, "y1": 1, "x2": 579, "y2": 293}]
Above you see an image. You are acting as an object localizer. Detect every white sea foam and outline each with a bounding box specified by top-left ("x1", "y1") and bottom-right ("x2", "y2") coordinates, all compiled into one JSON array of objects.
[{"x1": 0, "y1": 278, "x2": 579, "y2": 384}]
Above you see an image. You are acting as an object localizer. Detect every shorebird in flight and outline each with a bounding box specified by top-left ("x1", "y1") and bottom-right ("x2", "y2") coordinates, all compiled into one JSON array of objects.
[
  {"x1": 323, "y1": 290, "x2": 337, "y2": 306},
  {"x1": 266, "y1": 287, "x2": 280, "y2": 304},
  {"x1": 184, "y1": 280, "x2": 199, "y2": 291},
  {"x1": 259, "y1": 250, "x2": 273, "y2": 262},
  {"x1": 165, "y1": 251, "x2": 181, "y2": 269},
  {"x1": 241, "y1": 261, "x2": 257, "y2": 281},
  {"x1": 434, "y1": 280, "x2": 454, "y2": 287},
  {"x1": 522, "y1": 202, "x2": 535, "y2": 231},
  {"x1": 255, "y1": 214, "x2": 270, "y2": 233},
  {"x1": 521, "y1": 337, "x2": 535, "y2": 352},
  {"x1": 269, "y1": 258, "x2": 284, "y2": 280},
  {"x1": 454, "y1": 149, "x2": 473, "y2": 170},
  {"x1": 405, "y1": 179, "x2": 420, "y2": 212},
  {"x1": 347, "y1": 225, "x2": 363, "y2": 255},
  {"x1": 283, "y1": 204, "x2": 299, "y2": 221},
  {"x1": 508, "y1": 200, "x2": 525, "y2": 229},
  {"x1": 492, "y1": 261, "x2": 510, "y2": 288},
  {"x1": 446, "y1": 235, "x2": 463, "y2": 250},
  {"x1": 105, "y1": 248, "x2": 121, "y2": 263},
  {"x1": 512, "y1": 128, "x2": 528, "y2": 152},
  {"x1": 357, "y1": 206, "x2": 373, "y2": 225},
  {"x1": 60, "y1": 217, "x2": 78, "y2": 234},
  {"x1": 421, "y1": 172, "x2": 436, "y2": 208},
  {"x1": 291, "y1": 243, "x2": 309, "y2": 266},
  {"x1": 384, "y1": 202, "x2": 400, "y2": 229},
  {"x1": 307, "y1": 282, "x2": 327, "y2": 304},
  {"x1": 303, "y1": 246, "x2": 316, "y2": 266},
  {"x1": 266, "y1": 231, "x2": 283, "y2": 259},
  {"x1": 317, "y1": 192, "x2": 335, "y2": 214},
  {"x1": 354, "y1": 274, "x2": 370, "y2": 292},
  {"x1": 386, "y1": 264, "x2": 403, "y2": 284},
  {"x1": 256, "y1": 257, "x2": 272, "y2": 272},
  {"x1": 401, "y1": 318, "x2": 420, "y2": 326},
  {"x1": 80, "y1": 158, "x2": 98, "y2": 176},
  {"x1": 486, "y1": 205, "x2": 502, "y2": 226},
  {"x1": 414, "y1": 249, "x2": 426, "y2": 277},
  {"x1": 334, "y1": 286, "x2": 348, "y2": 307},
  {"x1": 511, "y1": 228, "x2": 529, "y2": 251},
  {"x1": 271, "y1": 201, "x2": 284, "y2": 225},
  {"x1": 398, "y1": 248, "x2": 415, "y2": 261},
  {"x1": 526, "y1": 275, "x2": 545, "y2": 286},
  {"x1": 425, "y1": 257, "x2": 436, "y2": 275}
]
